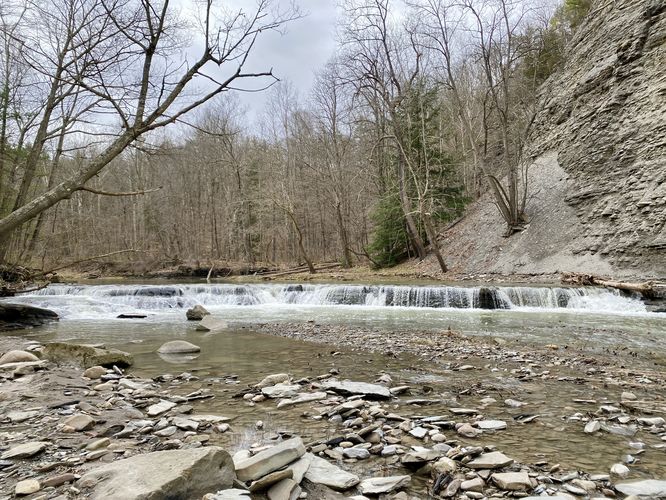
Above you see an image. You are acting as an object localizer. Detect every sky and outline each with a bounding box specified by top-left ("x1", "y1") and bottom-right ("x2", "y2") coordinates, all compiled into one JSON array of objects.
[{"x1": 218, "y1": 0, "x2": 340, "y2": 124}]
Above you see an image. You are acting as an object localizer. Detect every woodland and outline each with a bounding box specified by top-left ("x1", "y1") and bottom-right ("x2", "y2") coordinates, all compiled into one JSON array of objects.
[{"x1": 0, "y1": 0, "x2": 592, "y2": 274}]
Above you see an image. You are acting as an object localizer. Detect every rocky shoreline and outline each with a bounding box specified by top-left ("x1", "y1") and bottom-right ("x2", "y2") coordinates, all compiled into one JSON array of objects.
[{"x1": 0, "y1": 320, "x2": 665, "y2": 499}]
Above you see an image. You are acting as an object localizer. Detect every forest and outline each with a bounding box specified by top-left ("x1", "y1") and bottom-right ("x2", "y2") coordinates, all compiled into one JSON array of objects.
[{"x1": 0, "y1": 0, "x2": 591, "y2": 273}]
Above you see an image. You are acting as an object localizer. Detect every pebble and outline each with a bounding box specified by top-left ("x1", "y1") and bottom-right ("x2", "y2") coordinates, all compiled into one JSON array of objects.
[{"x1": 15, "y1": 479, "x2": 41, "y2": 496}]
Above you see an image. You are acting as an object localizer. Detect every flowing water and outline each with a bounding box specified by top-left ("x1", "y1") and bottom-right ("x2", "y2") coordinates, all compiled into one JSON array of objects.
[{"x1": 3, "y1": 282, "x2": 666, "y2": 483}]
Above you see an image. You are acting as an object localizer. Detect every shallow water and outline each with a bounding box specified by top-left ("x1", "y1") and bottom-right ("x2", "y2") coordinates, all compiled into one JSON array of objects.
[{"x1": 3, "y1": 282, "x2": 666, "y2": 485}]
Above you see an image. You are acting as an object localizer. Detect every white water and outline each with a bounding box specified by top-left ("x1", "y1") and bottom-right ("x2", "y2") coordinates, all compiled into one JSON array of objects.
[{"x1": 5, "y1": 283, "x2": 650, "y2": 320}]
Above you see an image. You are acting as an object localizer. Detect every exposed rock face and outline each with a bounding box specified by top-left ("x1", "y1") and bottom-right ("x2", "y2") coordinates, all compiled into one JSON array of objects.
[
  {"x1": 529, "y1": 0, "x2": 666, "y2": 274},
  {"x1": 0, "y1": 303, "x2": 58, "y2": 330},
  {"x1": 77, "y1": 446, "x2": 235, "y2": 500},
  {"x1": 438, "y1": 0, "x2": 666, "y2": 278}
]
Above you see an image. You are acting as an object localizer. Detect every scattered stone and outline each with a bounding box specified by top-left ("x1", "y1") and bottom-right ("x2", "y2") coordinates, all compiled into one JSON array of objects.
[
  {"x1": 321, "y1": 380, "x2": 391, "y2": 399},
  {"x1": 7, "y1": 410, "x2": 40, "y2": 423},
  {"x1": 157, "y1": 341, "x2": 201, "y2": 354},
  {"x1": 615, "y1": 480, "x2": 666, "y2": 498},
  {"x1": 204, "y1": 489, "x2": 251, "y2": 500},
  {"x1": 304, "y1": 455, "x2": 360, "y2": 491},
  {"x1": 468, "y1": 451, "x2": 514, "y2": 470},
  {"x1": 256, "y1": 373, "x2": 290, "y2": 388},
  {"x1": 43, "y1": 473, "x2": 78, "y2": 488},
  {"x1": 262, "y1": 384, "x2": 302, "y2": 399},
  {"x1": 358, "y1": 475, "x2": 411, "y2": 495},
  {"x1": 461, "y1": 477, "x2": 485, "y2": 492},
  {"x1": 77, "y1": 447, "x2": 235, "y2": 499},
  {"x1": 83, "y1": 366, "x2": 107, "y2": 379},
  {"x1": 63, "y1": 414, "x2": 95, "y2": 431},
  {"x1": 491, "y1": 471, "x2": 532, "y2": 491},
  {"x1": 15, "y1": 479, "x2": 40, "y2": 496},
  {"x1": 343, "y1": 447, "x2": 370, "y2": 459},
  {"x1": 186, "y1": 305, "x2": 210, "y2": 321},
  {"x1": 408, "y1": 426, "x2": 428, "y2": 439},
  {"x1": 235, "y1": 437, "x2": 306, "y2": 482},
  {"x1": 584, "y1": 420, "x2": 601, "y2": 433},
  {"x1": 476, "y1": 420, "x2": 507, "y2": 430},
  {"x1": 277, "y1": 392, "x2": 327, "y2": 408},
  {"x1": 457, "y1": 423, "x2": 482, "y2": 438},
  {"x1": 147, "y1": 399, "x2": 177, "y2": 416},
  {"x1": 449, "y1": 408, "x2": 478, "y2": 415},
  {"x1": 611, "y1": 463, "x2": 630, "y2": 477},
  {"x1": 1, "y1": 441, "x2": 48, "y2": 459}
]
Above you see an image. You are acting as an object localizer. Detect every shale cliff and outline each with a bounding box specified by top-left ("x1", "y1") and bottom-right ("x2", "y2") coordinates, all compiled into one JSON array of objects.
[{"x1": 435, "y1": 0, "x2": 666, "y2": 278}]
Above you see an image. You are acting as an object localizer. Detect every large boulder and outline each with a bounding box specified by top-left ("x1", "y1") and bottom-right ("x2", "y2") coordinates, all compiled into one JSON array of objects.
[
  {"x1": 0, "y1": 303, "x2": 58, "y2": 330},
  {"x1": 77, "y1": 446, "x2": 235, "y2": 500},
  {"x1": 186, "y1": 305, "x2": 210, "y2": 321},
  {"x1": 42, "y1": 342, "x2": 133, "y2": 368}
]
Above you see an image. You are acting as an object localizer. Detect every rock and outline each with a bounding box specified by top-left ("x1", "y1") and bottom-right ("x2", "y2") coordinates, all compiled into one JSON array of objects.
[
  {"x1": 611, "y1": 463, "x2": 630, "y2": 477},
  {"x1": 256, "y1": 373, "x2": 290, "y2": 388},
  {"x1": 0, "y1": 350, "x2": 39, "y2": 364},
  {"x1": 358, "y1": 475, "x2": 411, "y2": 495},
  {"x1": 172, "y1": 416, "x2": 199, "y2": 431},
  {"x1": 0, "y1": 303, "x2": 58, "y2": 330},
  {"x1": 637, "y1": 417, "x2": 665, "y2": 426},
  {"x1": 196, "y1": 315, "x2": 228, "y2": 332},
  {"x1": 15, "y1": 479, "x2": 40, "y2": 496},
  {"x1": 249, "y1": 468, "x2": 293, "y2": 492},
  {"x1": 277, "y1": 392, "x2": 327, "y2": 408},
  {"x1": 461, "y1": 477, "x2": 485, "y2": 492},
  {"x1": 615, "y1": 480, "x2": 666, "y2": 498},
  {"x1": 157, "y1": 340, "x2": 201, "y2": 354},
  {"x1": 286, "y1": 453, "x2": 313, "y2": 483},
  {"x1": 621, "y1": 391, "x2": 637, "y2": 401},
  {"x1": 491, "y1": 472, "x2": 532, "y2": 491},
  {"x1": 86, "y1": 438, "x2": 110, "y2": 451},
  {"x1": 321, "y1": 380, "x2": 391, "y2": 399},
  {"x1": 343, "y1": 447, "x2": 370, "y2": 459},
  {"x1": 408, "y1": 427, "x2": 428, "y2": 439},
  {"x1": 42, "y1": 342, "x2": 132, "y2": 368},
  {"x1": 449, "y1": 408, "x2": 478, "y2": 415},
  {"x1": 584, "y1": 420, "x2": 601, "y2": 433},
  {"x1": 467, "y1": 451, "x2": 514, "y2": 469},
  {"x1": 42, "y1": 473, "x2": 77, "y2": 488},
  {"x1": 83, "y1": 366, "x2": 107, "y2": 379},
  {"x1": 204, "y1": 489, "x2": 251, "y2": 499},
  {"x1": 476, "y1": 420, "x2": 507, "y2": 430},
  {"x1": 304, "y1": 455, "x2": 360, "y2": 491},
  {"x1": 432, "y1": 457, "x2": 457, "y2": 475},
  {"x1": 7, "y1": 410, "x2": 40, "y2": 423},
  {"x1": 504, "y1": 399, "x2": 526, "y2": 408},
  {"x1": 186, "y1": 305, "x2": 210, "y2": 321},
  {"x1": 77, "y1": 446, "x2": 234, "y2": 499},
  {"x1": 147, "y1": 399, "x2": 177, "y2": 416},
  {"x1": 401, "y1": 449, "x2": 442, "y2": 467},
  {"x1": 268, "y1": 478, "x2": 301, "y2": 500},
  {"x1": 457, "y1": 423, "x2": 482, "y2": 438},
  {"x1": 262, "y1": 384, "x2": 302, "y2": 399},
  {"x1": 1, "y1": 441, "x2": 48, "y2": 459},
  {"x1": 63, "y1": 414, "x2": 95, "y2": 431},
  {"x1": 235, "y1": 437, "x2": 306, "y2": 482}
]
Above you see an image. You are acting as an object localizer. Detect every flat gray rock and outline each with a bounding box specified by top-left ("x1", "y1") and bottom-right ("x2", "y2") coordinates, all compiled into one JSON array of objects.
[
  {"x1": 78, "y1": 446, "x2": 234, "y2": 500},
  {"x1": 467, "y1": 451, "x2": 514, "y2": 470},
  {"x1": 1, "y1": 441, "x2": 48, "y2": 460},
  {"x1": 235, "y1": 437, "x2": 305, "y2": 482},
  {"x1": 491, "y1": 472, "x2": 532, "y2": 491},
  {"x1": 615, "y1": 480, "x2": 666, "y2": 498},
  {"x1": 358, "y1": 475, "x2": 411, "y2": 495},
  {"x1": 304, "y1": 456, "x2": 360, "y2": 491},
  {"x1": 196, "y1": 315, "x2": 228, "y2": 331},
  {"x1": 322, "y1": 380, "x2": 390, "y2": 399},
  {"x1": 262, "y1": 384, "x2": 302, "y2": 399},
  {"x1": 147, "y1": 399, "x2": 177, "y2": 417},
  {"x1": 277, "y1": 392, "x2": 327, "y2": 408},
  {"x1": 157, "y1": 340, "x2": 201, "y2": 354}
]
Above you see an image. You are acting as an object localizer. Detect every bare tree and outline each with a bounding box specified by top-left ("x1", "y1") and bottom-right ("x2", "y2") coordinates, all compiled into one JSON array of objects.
[{"x1": 0, "y1": 0, "x2": 298, "y2": 254}]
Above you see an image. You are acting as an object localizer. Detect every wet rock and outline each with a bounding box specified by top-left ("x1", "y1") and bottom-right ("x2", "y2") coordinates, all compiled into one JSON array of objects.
[
  {"x1": 611, "y1": 463, "x2": 630, "y2": 477},
  {"x1": 42, "y1": 342, "x2": 132, "y2": 368},
  {"x1": 491, "y1": 471, "x2": 532, "y2": 491},
  {"x1": 615, "y1": 479, "x2": 666, "y2": 498},
  {"x1": 83, "y1": 366, "x2": 107, "y2": 379},
  {"x1": 262, "y1": 384, "x2": 302, "y2": 399},
  {"x1": 321, "y1": 380, "x2": 391, "y2": 399},
  {"x1": 584, "y1": 420, "x2": 601, "y2": 433},
  {"x1": 1, "y1": 441, "x2": 48, "y2": 459},
  {"x1": 157, "y1": 341, "x2": 201, "y2": 354},
  {"x1": 15, "y1": 479, "x2": 40, "y2": 496},
  {"x1": 304, "y1": 455, "x2": 360, "y2": 491},
  {"x1": 256, "y1": 373, "x2": 290, "y2": 388},
  {"x1": 235, "y1": 437, "x2": 306, "y2": 482},
  {"x1": 196, "y1": 315, "x2": 228, "y2": 332},
  {"x1": 63, "y1": 414, "x2": 95, "y2": 431},
  {"x1": 147, "y1": 399, "x2": 177, "y2": 416},
  {"x1": 77, "y1": 446, "x2": 235, "y2": 499},
  {"x1": 358, "y1": 475, "x2": 411, "y2": 495},
  {"x1": 457, "y1": 423, "x2": 482, "y2": 438},
  {"x1": 268, "y1": 478, "x2": 301, "y2": 500},
  {"x1": 0, "y1": 303, "x2": 58, "y2": 329},
  {"x1": 277, "y1": 392, "x2": 327, "y2": 408},
  {"x1": 186, "y1": 305, "x2": 210, "y2": 321},
  {"x1": 476, "y1": 420, "x2": 507, "y2": 430},
  {"x1": 0, "y1": 350, "x2": 39, "y2": 364},
  {"x1": 467, "y1": 451, "x2": 514, "y2": 469}
]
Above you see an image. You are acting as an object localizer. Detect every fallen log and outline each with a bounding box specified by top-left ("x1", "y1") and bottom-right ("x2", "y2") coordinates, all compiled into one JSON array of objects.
[
  {"x1": 561, "y1": 272, "x2": 666, "y2": 299},
  {"x1": 261, "y1": 263, "x2": 342, "y2": 278}
]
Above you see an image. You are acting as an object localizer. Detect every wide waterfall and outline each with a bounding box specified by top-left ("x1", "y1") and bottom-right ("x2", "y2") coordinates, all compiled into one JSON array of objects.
[{"x1": 16, "y1": 282, "x2": 647, "y2": 319}]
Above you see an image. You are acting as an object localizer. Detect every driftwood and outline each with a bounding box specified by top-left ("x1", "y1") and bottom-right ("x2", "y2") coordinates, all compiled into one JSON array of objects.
[
  {"x1": 260, "y1": 262, "x2": 342, "y2": 278},
  {"x1": 561, "y1": 272, "x2": 666, "y2": 299}
]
